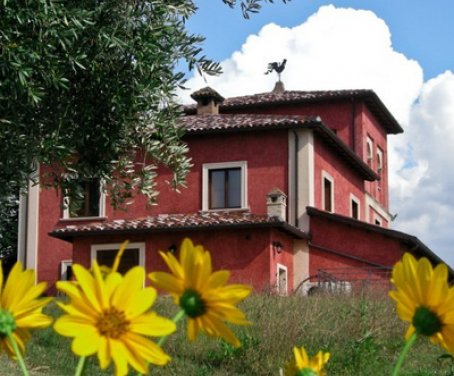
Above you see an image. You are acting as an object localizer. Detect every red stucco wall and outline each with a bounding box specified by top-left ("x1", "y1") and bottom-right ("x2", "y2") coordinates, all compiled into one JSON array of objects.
[
  {"x1": 313, "y1": 138, "x2": 365, "y2": 219},
  {"x1": 70, "y1": 228, "x2": 296, "y2": 293},
  {"x1": 224, "y1": 101, "x2": 356, "y2": 150},
  {"x1": 308, "y1": 215, "x2": 406, "y2": 283},
  {"x1": 361, "y1": 103, "x2": 389, "y2": 209}
]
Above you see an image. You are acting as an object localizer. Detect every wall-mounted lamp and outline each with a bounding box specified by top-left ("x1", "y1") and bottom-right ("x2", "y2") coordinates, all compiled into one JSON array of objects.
[
  {"x1": 168, "y1": 244, "x2": 177, "y2": 254},
  {"x1": 272, "y1": 241, "x2": 283, "y2": 255}
]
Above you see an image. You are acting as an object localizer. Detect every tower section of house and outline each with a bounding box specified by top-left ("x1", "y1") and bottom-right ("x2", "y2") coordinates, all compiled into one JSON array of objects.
[{"x1": 18, "y1": 85, "x2": 452, "y2": 294}]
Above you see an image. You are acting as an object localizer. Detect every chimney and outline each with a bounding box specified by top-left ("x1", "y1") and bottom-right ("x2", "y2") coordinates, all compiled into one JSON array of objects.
[
  {"x1": 267, "y1": 188, "x2": 287, "y2": 221},
  {"x1": 190, "y1": 87, "x2": 225, "y2": 115}
]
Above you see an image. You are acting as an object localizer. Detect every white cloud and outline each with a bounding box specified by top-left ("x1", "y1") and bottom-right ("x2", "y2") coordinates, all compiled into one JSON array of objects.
[
  {"x1": 181, "y1": 5, "x2": 423, "y2": 124},
  {"x1": 391, "y1": 71, "x2": 454, "y2": 267},
  {"x1": 181, "y1": 5, "x2": 454, "y2": 267}
]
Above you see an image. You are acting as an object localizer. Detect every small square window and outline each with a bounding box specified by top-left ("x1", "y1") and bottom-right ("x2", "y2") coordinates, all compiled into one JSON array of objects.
[
  {"x1": 91, "y1": 243, "x2": 145, "y2": 275},
  {"x1": 209, "y1": 168, "x2": 241, "y2": 209},
  {"x1": 63, "y1": 178, "x2": 105, "y2": 219},
  {"x1": 203, "y1": 162, "x2": 247, "y2": 211}
]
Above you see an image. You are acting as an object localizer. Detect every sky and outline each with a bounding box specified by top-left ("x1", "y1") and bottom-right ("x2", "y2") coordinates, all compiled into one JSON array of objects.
[{"x1": 179, "y1": 1, "x2": 454, "y2": 267}]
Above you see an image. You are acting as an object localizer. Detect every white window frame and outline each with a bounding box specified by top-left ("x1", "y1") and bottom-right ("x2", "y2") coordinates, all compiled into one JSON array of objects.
[
  {"x1": 202, "y1": 161, "x2": 248, "y2": 211},
  {"x1": 276, "y1": 263, "x2": 288, "y2": 296},
  {"x1": 350, "y1": 194, "x2": 361, "y2": 220},
  {"x1": 60, "y1": 260, "x2": 73, "y2": 281},
  {"x1": 366, "y1": 137, "x2": 373, "y2": 163},
  {"x1": 62, "y1": 180, "x2": 106, "y2": 220},
  {"x1": 376, "y1": 147, "x2": 384, "y2": 173},
  {"x1": 321, "y1": 171, "x2": 334, "y2": 213},
  {"x1": 91, "y1": 242, "x2": 146, "y2": 270}
]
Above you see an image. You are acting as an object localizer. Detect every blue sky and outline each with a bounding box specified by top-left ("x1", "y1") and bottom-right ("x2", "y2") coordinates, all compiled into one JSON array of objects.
[
  {"x1": 182, "y1": 1, "x2": 454, "y2": 267},
  {"x1": 189, "y1": 1, "x2": 453, "y2": 80}
]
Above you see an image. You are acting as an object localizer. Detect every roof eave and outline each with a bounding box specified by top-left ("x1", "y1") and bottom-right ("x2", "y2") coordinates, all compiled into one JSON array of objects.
[
  {"x1": 49, "y1": 220, "x2": 308, "y2": 243},
  {"x1": 306, "y1": 206, "x2": 454, "y2": 277}
]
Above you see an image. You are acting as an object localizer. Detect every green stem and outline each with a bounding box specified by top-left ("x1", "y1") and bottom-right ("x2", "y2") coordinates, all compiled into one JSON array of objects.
[
  {"x1": 157, "y1": 309, "x2": 185, "y2": 347},
  {"x1": 6, "y1": 331, "x2": 29, "y2": 376},
  {"x1": 74, "y1": 356, "x2": 86, "y2": 376},
  {"x1": 392, "y1": 332, "x2": 418, "y2": 376}
]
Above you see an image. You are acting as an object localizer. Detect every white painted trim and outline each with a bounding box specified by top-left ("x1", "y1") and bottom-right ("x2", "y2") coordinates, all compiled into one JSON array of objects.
[
  {"x1": 62, "y1": 180, "x2": 106, "y2": 219},
  {"x1": 366, "y1": 136, "x2": 373, "y2": 163},
  {"x1": 276, "y1": 263, "x2": 288, "y2": 296},
  {"x1": 287, "y1": 131, "x2": 296, "y2": 226},
  {"x1": 349, "y1": 193, "x2": 361, "y2": 220},
  {"x1": 321, "y1": 170, "x2": 334, "y2": 213},
  {"x1": 202, "y1": 161, "x2": 248, "y2": 211},
  {"x1": 90, "y1": 242, "x2": 146, "y2": 268},
  {"x1": 296, "y1": 129, "x2": 315, "y2": 231},
  {"x1": 376, "y1": 147, "x2": 384, "y2": 174},
  {"x1": 60, "y1": 260, "x2": 73, "y2": 281},
  {"x1": 24, "y1": 170, "x2": 40, "y2": 277},
  {"x1": 365, "y1": 193, "x2": 392, "y2": 224}
]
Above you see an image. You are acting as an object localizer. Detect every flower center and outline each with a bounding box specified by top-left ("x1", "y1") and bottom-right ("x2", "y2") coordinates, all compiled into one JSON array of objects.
[
  {"x1": 295, "y1": 368, "x2": 318, "y2": 376},
  {"x1": 179, "y1": 289, "x2": 206, "y2": 318},
  {"x1": 96, "y1": 307, "x2": 130, "y2": 339},
  {"x1": 0, "y1": 309, "x2": 16, "y2": 338},
  {"x1": 412, "y1": 306, "x2": 442, "y2": 337}
]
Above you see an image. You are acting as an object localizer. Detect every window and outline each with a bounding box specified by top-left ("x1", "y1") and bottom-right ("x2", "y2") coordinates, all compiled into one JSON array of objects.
[
  {"x1": 377, "y1": 147, "x2": 384, "y2": 173},
  {"x1": 202, "y1": 161, "x2": 247, "y2": 211},
  {"x1": 277, "y1": 263, "x2": 288, "y2": 296},
  {"x1": 366, "y1": 137, "x2": 373, "y2": 165},
  {"x1": 350, "y1": 195, "x2": 360, "y2": 220},
  {"x1": 63, "y1": 178, "x2": 105, "y2": 219},
  {"x1": 209, "y1": 168, "x2": 241, "y2": 209},
  {"x1": 374, "y1": 217, "x2": 382, "y2": 226},
  {"x1": 60, "y1": 260, "x2": 73, "y2": 281},
  {"x1": 322, "y1": 172, "x2": 334, "y2": 212},
  {"x1": 91, "y1": 243, "x2": 145, "y2": 274}
]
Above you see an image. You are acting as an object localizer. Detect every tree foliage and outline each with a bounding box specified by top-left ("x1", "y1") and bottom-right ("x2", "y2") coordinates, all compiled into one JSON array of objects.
[
  {"x1": 0, "y1": 0, "x2": 288, "y2": 260},
  {"x1": 1, "y1": 0, "x2": 223, "y2": 209}
]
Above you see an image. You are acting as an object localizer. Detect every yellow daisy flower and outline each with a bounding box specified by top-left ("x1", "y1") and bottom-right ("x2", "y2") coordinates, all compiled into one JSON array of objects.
[
  {"x1": 54, "y1": 261, "x2": 176, "y2": 376},
  {"x1": 148, "y1": 238, "x2": 252, "y2": 347},
  {"x1": 0, "y1": 261, "x2": 52, "y2": 358},
  {"x1": 284, "y1": 345, "x2": 330, "y2": 376},
  {"x1": 389, "y1": 252, "x2": 454, "y2": 354}
]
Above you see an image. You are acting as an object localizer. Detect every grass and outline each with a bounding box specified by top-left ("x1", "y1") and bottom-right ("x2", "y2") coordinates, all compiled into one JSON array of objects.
[{"x1": 1, "y1": 290, "x2": 454, "y2": 375}]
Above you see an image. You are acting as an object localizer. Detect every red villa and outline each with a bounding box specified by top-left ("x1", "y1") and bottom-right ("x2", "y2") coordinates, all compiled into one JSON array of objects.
[{"x1": 17, "y1": 83, "x2": 451, "y2": 294}]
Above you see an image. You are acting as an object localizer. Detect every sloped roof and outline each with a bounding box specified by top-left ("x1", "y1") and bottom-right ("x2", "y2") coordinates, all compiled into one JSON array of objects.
[
  {"x1": 179, "y1": 114, "x2": 379, "y2": 181},
  {"x1": 184, "y1": 89, "x2": 403, "y2": 134},
  {"x1": 306, "y1": 206, "x2": 454, "y2": 278},
  {"x1": 50, "y1": 211, "x2": 308, "y2": 242}
]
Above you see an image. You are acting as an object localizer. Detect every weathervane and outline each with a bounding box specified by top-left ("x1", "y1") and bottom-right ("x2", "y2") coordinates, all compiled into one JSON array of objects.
[{"x1": 265, "y1": 59, "x2": 287, "y2": 82}]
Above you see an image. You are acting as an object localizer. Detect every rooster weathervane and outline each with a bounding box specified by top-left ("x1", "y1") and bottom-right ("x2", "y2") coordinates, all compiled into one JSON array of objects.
[{"x1": 265, "y1": 59, "x2": 287, "y2": 82}]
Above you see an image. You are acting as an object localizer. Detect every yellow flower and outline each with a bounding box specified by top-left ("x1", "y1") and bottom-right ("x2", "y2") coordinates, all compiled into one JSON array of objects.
[
  {"x1": 389, "y1": 252, "x2": 454, "y2": 354},
  {"x1": 284, "y1": 345, "x2": 330, "y2": 376},
  {"x1": 148, "y1": 238, "x2": 252, "y2": 347},
  {"x1": 0, "y1": 261, "x2": 52, "y2": 358},
  {"x1": 54, "y1": 262, "x2": 176, "y2": 376}
]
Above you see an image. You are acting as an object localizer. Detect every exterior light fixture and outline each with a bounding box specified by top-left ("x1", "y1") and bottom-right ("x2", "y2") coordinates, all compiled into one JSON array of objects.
[{"x1": 272, "y1": 241, "x2": 283, "y2": 255}]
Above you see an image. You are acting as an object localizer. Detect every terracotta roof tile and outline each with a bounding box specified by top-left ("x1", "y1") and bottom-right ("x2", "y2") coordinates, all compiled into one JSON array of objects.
[
  {"x1": 50, "y1": 211, "x2": 307, "y2": 241},
  {"x1": 179, "y1": 114, "x2": 316, "y2": 133},
  {"x1": 184, "y1": 89, "x2": 402, "y2": 134},
  {"x1": 178, "y1": 114, "x2": 378, "y2": 181}
]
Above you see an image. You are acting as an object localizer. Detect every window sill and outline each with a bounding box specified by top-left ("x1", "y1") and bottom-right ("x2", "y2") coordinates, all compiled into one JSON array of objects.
[
  {"x1": 59, "y1": 216, "x2": 108, "y2": 223},
  {"x1": 200, "y1": 207, "x2": 250, "y2": 213}
]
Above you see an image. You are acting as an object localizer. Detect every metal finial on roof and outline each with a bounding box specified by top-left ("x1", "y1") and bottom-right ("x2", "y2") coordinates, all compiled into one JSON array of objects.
[{"x1": 265, "y1": 59, "x2": 287, "y2": 82}]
